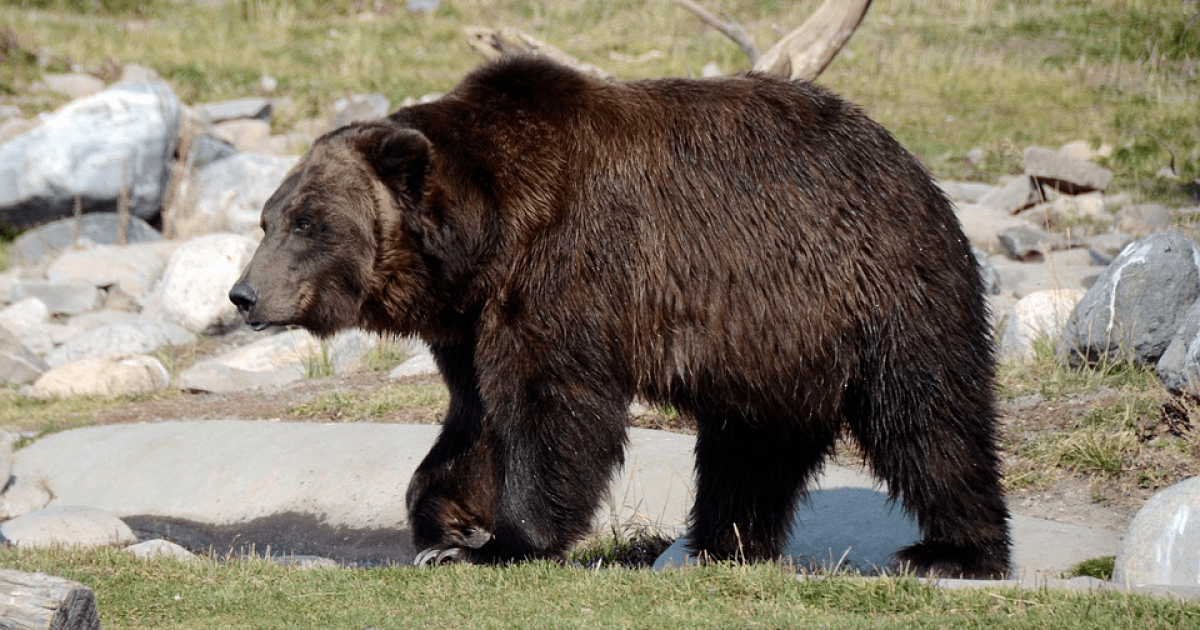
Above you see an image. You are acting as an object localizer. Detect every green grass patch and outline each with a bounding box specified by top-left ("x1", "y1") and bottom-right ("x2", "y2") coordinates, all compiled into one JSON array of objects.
[
  {"x1": 1065, "y1": 556, "x2": 1116, "y2": 581},
  {"x1": 996, "y1": 335, "x2": 1163, "y2": 400},
  {"x1": 286, "y1": 382, "x2": 449, "y2": 420},
  {"x1": 1, "y1": 547, "x2": 1197, "y2": 629},
  {"x1": 0, "y1": 388, "x2": 171, "y2": 438}
]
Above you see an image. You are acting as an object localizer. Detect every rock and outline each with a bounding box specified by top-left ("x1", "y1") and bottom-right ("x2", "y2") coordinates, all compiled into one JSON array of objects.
[
  {"x1": 953, "y1": 202, "x2": 1030, "y2": 252},
  {"x1": 0, "y1": 297, "x2": 52, "y2": 354},
  {"x1": 1072, "y1": 191, "x2": 1111, "y2": 221},
  {"x1": 1116, "y1": 203, "x2": 1175, "y2": 237},
  {"x1": 193, "y1": 97, "x2": 272, "y2": 123},
  {"x1": 10, "y1": 280, "x2": 101, "y2": 316},
  {"x1": 28, "y1": 354, "x2": 171, "y2": 398},
  {"x1": 46, "y1": 242, "x2": 167, "y2": 304},
  {"x1": 0, "y1": 326, "x2": 49, "y2": 385},
  {"x1": 997, "y1": 225, "x2": 1063, "y2": 262},
  {"x1": 152, "y1": 233, "x2": 258, "y2": 334},
  {"x1": 0, "y1": 475, "x2": 53, "y2": 520},
  {"x1": 177, "y1": 328, "x2": 376, "y2": 392},
  {"x1": 1082, "y1": 233, "x2": 1134, "y2": 259},
  {"x1": 186, "y1": 133, "x2": 237, "y2": 170},
  {"x1": 0, "y1": 505, "x2": 136, "y2": 548},
  {"x1": 39, "y1": 72, "x2": 106, "y2": 98},
  {"x1": 988, "y1": 250, "x2": 1104, "y2": 299},
  {"x1": 1157, "y1": 300, "x2": 1200, "y2": 396},
  {"x1": 1023, "y1": 146, "x2": 1114, "y2": 194},
  {"x1": 120, "y1": 63, "x2": 160, "y2": 83},
  {"x1": 940, "y1": 181, "x2": 998, "y2": 204},
  {"x1": 999, "y1": 289, "x2": 1086, "y2": 360},
  {"x1": 0, "y1": 429, "x2": 11, "y2": 489},
  {"x1": 973, "y1": 248, "x2": 1001, "y2": 295},
  {"x1": 0, "y1": 79, "x2": 183, "y2": 228},
  {"x1": 125, "y1": 539, "x2": 197, "y2": 561},
  {"x1": 389, "y1": 349, "x2": 438, "y2": 378},
  {"x1": 212, "y1": 118, "x2": 270, "y2": 152},
  {"x1": 330, "y1": 94, "x2": 391, "y2": 128},
  {"x1": 1057, "y1": 140, "x2": 1098, "y2": 162},
  {"x1": 177, "y1": 153, "x2": 299, "y2": 238},
  {"x1": 1061, "y1": 230, "x2": 1200, "y2": 366},
  {"x1": 8, "y1": 213, "x2": 162, "y2": 267},
  {"x1": 980, "y1": 175, "x2": 1040, "y2": 214},
  {"x1": 1113, "y1": 476, "x2": 1200, "y2": 587},
  {"x1": 45, "y1": 319, "x2": 193, "y2": 368}
]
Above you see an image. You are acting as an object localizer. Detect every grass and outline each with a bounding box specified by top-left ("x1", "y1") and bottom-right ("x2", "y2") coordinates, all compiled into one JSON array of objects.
[
  {"x1": 286, "y1": 381, "x2": 449, "y2": 420},
  {"x1": 0, "y1": 0, "x2": 1197, "y2": 205},
  {"x1": 0, "y1": 547, "x2": 1197, "y2": 630}
]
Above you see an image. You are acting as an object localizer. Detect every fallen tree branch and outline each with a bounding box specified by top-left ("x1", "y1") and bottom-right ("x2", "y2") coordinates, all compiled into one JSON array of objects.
[
  {"x1": 0, "y1": 569, "x2": 100, "y2": 630},
  {"x1": 673, "y1": 0, "x2": 759, "y2": 64},
  {"x1": 463, "y1": 27, "x2": 612, "y2": 79}
]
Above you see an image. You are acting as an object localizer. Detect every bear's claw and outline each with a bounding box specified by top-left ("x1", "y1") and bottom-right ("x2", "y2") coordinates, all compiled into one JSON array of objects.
[{"x1": 414, "y1": 546, "x2": 465, "y2": 567}]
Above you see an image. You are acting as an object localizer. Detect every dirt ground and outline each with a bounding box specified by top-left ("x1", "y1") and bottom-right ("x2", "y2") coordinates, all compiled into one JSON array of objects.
[{"x1": 87, "y1": 364, "x2": 1199, "y2": 538}]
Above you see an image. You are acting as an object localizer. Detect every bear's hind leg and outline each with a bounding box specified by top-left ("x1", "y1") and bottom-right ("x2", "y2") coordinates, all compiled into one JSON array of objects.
[
  {"x1": 844, "y1": 375, "x2": 1012, "y2": 579},
  {"x1": 687, "y1": 409, "x2": 839, "y2": 562}
]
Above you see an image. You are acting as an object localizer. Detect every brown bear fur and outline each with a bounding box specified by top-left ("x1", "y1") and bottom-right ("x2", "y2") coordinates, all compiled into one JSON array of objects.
[{"x1": 230, "y1": 56, "x2": 1011, "y2": 577}]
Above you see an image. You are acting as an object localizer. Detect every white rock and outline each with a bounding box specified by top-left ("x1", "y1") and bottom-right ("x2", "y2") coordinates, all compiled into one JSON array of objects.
[
  {"x1": 0, "y1": 297, "x2": 53, "y2": 354},
  {"x1": 0, "y1": 475, "x2": 53, "y2": 520},
  {"x1": 0, "y1": 505, "x2": 137, "y2": 548},
  {"x1": 155, "y1": 233, "x2": 257, "y2": 333},
  {"x1": 176, "y1": 153, "x2": 298, "y2": 239},
  {"x1": 125, "y1": 539, "x2": 197, "y2": 561},
  {"x1": 0, "y1": 79, "x2": 182, "y2": 227},
  {"x1": 28, "y1": 354, "x2": 171, "y2": 398},
  {"x1": 46, "y1": 242, "x2": 167, "y2": 303},
  {"x1": 45, "y1": 319, "x2": 193, "y2": 368},
  {"x1": 177, "y1": 328, "x2": 376, "y2": 393},
  {"x1": 1002, "y1": 289, "x2": 1086, "y2": 360},
  {"x1": 0, "y1": 429, "x2": 11, "y2": 489},
  {"x1": 11, "y1": 280, "x2": 101, "y2": 316},
  {"x1": 0, "y1": 325, "x2": 49, "y2": 385},
  {"x1": 1114, "y1": 476, "x2": 1200, "y2": 587}
]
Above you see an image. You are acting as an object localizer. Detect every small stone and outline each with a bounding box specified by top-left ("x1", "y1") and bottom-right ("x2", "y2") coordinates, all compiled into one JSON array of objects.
[{"x1": 0, "y1": 505, "x2": 137, "y2": 548}]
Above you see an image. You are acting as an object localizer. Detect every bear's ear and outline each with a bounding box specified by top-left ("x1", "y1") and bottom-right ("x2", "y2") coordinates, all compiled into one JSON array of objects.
[{"x1": 354, "y1": 125, "x2": 433, "y2": 203}]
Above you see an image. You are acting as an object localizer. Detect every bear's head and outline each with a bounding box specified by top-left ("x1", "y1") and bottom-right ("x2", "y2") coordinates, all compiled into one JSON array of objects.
[{"x1": 229, "y1": 121, "x2": 436, "y2": 338}]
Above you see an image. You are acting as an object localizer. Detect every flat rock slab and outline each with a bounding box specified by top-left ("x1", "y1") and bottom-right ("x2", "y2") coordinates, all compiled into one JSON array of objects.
[{"x1": 13, "y1": 421, "x2": 1119, "y2": 574}]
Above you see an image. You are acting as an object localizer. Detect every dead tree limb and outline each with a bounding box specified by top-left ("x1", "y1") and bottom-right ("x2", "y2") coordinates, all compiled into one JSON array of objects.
[
  {"x1": 463, "y1": 27, "x2": 612, "y2": 79},
  {"x1": 673, "y1": 0, "x2": 759, "y2": 64},
  {"x1": 679, "y1": 0, "x2": 872, "y2": 81},
  {"x1": 0, "y1": 569, "x2": 100, "y2": 630}
]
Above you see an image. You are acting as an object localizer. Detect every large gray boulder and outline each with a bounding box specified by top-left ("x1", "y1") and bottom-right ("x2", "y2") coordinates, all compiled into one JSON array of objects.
[
  {"x1": 45, "y1": 318, "x2": 193, "y2": 368},
  {"x1": 1157, "y1": 300, "x2": 1200, "y2": 396},
  {"x1": 1113, "y1": 476, "x2": 1200, "y2": 587},
  {"x1": 1060, "y1": 230, "x2": 1200, "y2": 366},
  {"x1": 0, "y1": 79, "x2": 182, "y2": 228},
  {"x1": 7, "y1": 213, "x2": 162, "y2": 267},
  {"x1": 176, "y1": 153, "x2": 298, "y2": 238}
]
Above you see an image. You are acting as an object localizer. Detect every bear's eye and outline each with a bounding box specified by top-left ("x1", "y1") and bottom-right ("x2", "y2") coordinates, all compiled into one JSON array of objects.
[{"x1": 292, "y1": 216, "x2": 314, "y2": 234}]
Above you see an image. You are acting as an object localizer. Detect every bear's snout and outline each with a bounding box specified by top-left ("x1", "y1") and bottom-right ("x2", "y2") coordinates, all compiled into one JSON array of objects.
[{"x1": 229, "y1": 282, "x2": 262, "y2": 325}]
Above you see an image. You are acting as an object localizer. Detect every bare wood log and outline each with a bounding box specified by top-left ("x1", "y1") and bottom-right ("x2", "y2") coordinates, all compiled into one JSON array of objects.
[
  {"x1": 463, "y1": 27, "x2": 612, "y2": 79},
  {"x1": 753, "y1": 0, "x2": 873, "y2": 81},
  {"x1": 673, "y1": 0, "x2": 759, "y2": 64},
  {"x1": 0, "y1": 569, "x2": 100, "y2": 630}
]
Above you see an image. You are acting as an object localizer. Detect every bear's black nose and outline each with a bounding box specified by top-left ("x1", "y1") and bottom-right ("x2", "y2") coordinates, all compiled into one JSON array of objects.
[{"x1": 228, "y1": 282, "x2": 259, "y2": 318}]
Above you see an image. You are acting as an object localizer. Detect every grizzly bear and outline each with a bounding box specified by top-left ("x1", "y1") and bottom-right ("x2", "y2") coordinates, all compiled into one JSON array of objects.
[{"x1": 230, "y1": 56, "x2": 1011, "y2": 578}]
